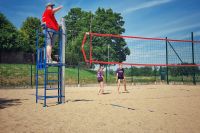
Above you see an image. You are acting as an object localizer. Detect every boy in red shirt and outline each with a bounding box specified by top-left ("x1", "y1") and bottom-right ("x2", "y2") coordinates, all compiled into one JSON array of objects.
[{"x1": 42, "y1": 3, "x2": 63, "y2": 63}]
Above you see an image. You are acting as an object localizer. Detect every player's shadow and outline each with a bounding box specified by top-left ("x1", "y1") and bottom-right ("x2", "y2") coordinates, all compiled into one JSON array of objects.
[
  {"x1": 102, "y1": 92, "x2": 111, "y2": 95},
  {"x1": 0, "y1": 98, "x2": 27, "y2": 109},
  {"x1": 69, "y1": 99, "x2": 94, "y2": 102},
  {"x1": 122, "y1": 91, "x2": 129, "y2": 93}
]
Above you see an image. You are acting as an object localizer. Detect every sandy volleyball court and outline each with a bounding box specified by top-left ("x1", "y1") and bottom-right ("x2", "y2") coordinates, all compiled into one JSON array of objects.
[{"x1": 0, "y1": 85, "x2": 200, "y2": 133}]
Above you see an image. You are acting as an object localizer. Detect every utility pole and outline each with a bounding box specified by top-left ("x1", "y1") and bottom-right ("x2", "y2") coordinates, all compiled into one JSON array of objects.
[{"x1": 90, "y1": 11, "x2": 92, "y2": 32}]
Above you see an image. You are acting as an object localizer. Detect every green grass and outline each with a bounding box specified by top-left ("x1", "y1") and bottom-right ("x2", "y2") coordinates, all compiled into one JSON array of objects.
[
  {"x1": 0, "y1": 64, "x2": 31, "y2": 86},
  {"x1": 0, "y1": 64, "x2": 30, "y2": 77},
  {"x1": 0, "y1": 64, "x2": 103, "y2": 86},
  {"x1": 0, "y1": 64, "x2": 199, "y2": 87},
  {"x1": 66, "y1": 68, "x2": 97, "y2": 84}
]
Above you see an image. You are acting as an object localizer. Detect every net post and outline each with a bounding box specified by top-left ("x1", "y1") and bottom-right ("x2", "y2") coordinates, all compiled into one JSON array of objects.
[
  {"x1": 166, "y1": 37, "x2": 169, "y2": 85},
  {"x1": 191, "y1": 32, "x2": 196, "y2": 85},
  {"x1": 61, "y1": 17, "x2": 66, "y2": 103}
]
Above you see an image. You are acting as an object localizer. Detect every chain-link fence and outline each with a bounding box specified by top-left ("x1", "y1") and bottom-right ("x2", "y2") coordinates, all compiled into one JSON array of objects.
[{"x1": 1, "y1": 62, "x2": 200, "y2": 88}]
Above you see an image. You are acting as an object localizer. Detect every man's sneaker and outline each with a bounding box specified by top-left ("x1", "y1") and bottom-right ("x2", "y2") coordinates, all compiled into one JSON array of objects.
[
  {"x1": 52, "y1": 60, "x2": 58, "y2": 64},
  {"x1": 46, "y1": 59, "x2": 52, "y2": 64},
  {"x1": 46, "y1": 59, "x2": 50, "y2": 64},
  {"x1": 46, "y1": 59, "x2": 57, "y2": 64}
]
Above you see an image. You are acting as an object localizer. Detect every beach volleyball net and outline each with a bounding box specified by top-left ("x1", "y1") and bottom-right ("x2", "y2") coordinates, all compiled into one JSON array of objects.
[
  {"x1": 81, "y1": 32, "x2": 200, "y2": 84},
  {"x1": 81, "y1": 32, "x2": 200, "y2": 67}
]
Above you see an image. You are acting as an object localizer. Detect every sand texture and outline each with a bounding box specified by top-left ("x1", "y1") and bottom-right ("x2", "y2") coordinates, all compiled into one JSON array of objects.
[{"x1": 0, "y1": 85, "x2": 200, "y2": 133}]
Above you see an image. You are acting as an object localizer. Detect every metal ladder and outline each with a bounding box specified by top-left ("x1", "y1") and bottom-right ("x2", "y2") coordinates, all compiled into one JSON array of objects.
[{"x1": 35, "y1": 25, "x2": 65, "y2": 107}]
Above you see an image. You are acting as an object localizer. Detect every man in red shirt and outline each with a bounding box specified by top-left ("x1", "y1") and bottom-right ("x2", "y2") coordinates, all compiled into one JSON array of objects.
[{"x1": 42, "y1": 3, "x2": 63, "y2": 63}]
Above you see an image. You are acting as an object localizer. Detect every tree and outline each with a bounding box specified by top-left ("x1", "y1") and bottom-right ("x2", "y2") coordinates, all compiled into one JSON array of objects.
[
  {"x1": 64, "y1": 8, "x2": 91, "y2": 65},
  {"x1": 20, "y1": 17, "x2": 41, "y2": 53},
  {"x1": 91, "y1": 8, "x2": 130, "y2": 63},
  {"x1": 92, "y1": 8, "x2": 125, "y2": 34},
  {"x1": 0, "y1": 12, "x2": 20, "y2": 51},
  {"x1": 124, "y1": 66, "x2": 155, "y2": 76},
  {"x1": 169, "y1": 63, "x2": 199, "y2": 77},
  {"x1": 64, "y1": 8, "x2": 130, "y2": 65},
  {"x1": 64, "y1": 8, "x2": 91, "y2": 39}
]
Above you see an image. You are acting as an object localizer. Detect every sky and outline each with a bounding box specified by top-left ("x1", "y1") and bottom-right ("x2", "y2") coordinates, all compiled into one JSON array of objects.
[
  {"x1": 1, "y1": 0, "x2": 200, "y2": 40},
  {"x1": 1, "y1": 0, "x2": 199, "y2": 66}
]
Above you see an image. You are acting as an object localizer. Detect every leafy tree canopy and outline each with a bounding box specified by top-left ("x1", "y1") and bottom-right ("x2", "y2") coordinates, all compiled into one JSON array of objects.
[
  {"x1": 20, "y1": 17, "x2": 41, "y2": 52},
  {"x1": 64, "y1": 8, "x2": 130, "y2": 65},
  {"x1": 0, "y1": 12, "x2": 19, "y2": 51}
]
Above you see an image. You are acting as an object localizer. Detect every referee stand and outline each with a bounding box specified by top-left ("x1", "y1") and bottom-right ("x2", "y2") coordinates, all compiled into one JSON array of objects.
[{"x1": 35, "y1": 18, "x2": 66, "y2": 107}]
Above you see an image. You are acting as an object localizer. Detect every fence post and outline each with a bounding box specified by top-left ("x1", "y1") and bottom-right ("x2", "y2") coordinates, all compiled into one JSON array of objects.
[
  {"x1": 106, "y1": 65, "x2": 108, "y2": 83},
  {"x1": 166, "y1": 37, "x2": 169, "y2": 84},
  {"x1": 191, "y1": 32, "x2": 196, "y2": 85},
  {"x1": 31, "y1": 64, "x2": 33, "y2": 87},
  {"x1": 131, "y1": 66, "x2": 133, "y2": 84},
  {"x1": 78, "y1": 63, "x2": 80, "y2": 87},
  {"x1": 154, "y1": 66, "x2": 156, "y2": 83}
]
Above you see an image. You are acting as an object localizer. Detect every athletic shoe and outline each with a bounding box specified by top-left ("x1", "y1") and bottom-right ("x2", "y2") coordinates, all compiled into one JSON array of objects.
[
  {"x1": 46, "y1": 59, "x2": 50, "y2": 64},
  {"x1": 51, "y1": 60, "x2": 58, "y2": 64},
  {"x1": 46, "y1": 59, "x2": 57, "y2": 64}
]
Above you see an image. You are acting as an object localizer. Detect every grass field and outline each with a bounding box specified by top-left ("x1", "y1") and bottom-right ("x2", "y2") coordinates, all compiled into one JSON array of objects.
[
  {"x1": 0, "y1": 85, "x2": 200, "y2": 133},
  {"x1": 0, "y1": 64, "x2": 199, "y2": 87},
  {"x1": 0, "y1": 64, "x2": 31, "y2": 86},
  {"x1": 0, "y1": 64, "x2": 99, "y2": 86}
]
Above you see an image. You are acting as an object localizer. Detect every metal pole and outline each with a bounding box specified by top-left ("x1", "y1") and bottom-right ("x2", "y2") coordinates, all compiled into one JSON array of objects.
[
  {"x1": 58, "y1": 66, "x2": 60, "y2": 103},
  {"x1": 106, "y1": 65, "x2": 108, "y2": 83},
  {"x1": 89, "y1": 34, "x2": 92, "y2": 65},
  {"x1": 78, "y1": 63, "x2": 80, "y2": 87},
  {"x1": 131, "y1": 66, "x2": 133, "y2": 84},
  {"x1": 36, "y1": 30, "x2": 39, "y2": 103},
  {"x1": 58, "y1": 28, "x2": 62, "y2": 103},
  {"x1": 44, "y1": 26, "x2": 47, "y2": 107},
  {"x1": 61, "y1": 18, "x2": 66, "y2": 103},
  {"x1": 191, "y1": 32, "x2": 196, "y2": 85},
  {"x1": 166, "y1": 37, "x2": 169, "y2": 84},
  {"x1": 90, "y1": 11, "x2": 92, "y2": 32},
  {"x1": 31, "y1": 64, "x2": 33, "y2": 87},
  {"x1": 108, "y1": 44, "x2": 110, "y2": 80},
  {"x1": 160, "y1": 66, "x2": 161, "y2": 81},
  {"x1": 154, "y1": 66, "x2": 156, "y2": 82}
]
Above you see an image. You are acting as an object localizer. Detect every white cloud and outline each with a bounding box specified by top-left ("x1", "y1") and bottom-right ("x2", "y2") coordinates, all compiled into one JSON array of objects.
[
  {"x1": 135, "y1": 13, "x2": 200, "y2": 35},
  {"x1": 124, "y1": 12, "x2": 200, "y2": 40},
  {"x1": 173, "y1": 30, "x2": 200, "y2": 40},
  {"x1": 147, "y1": 23, "x2": 200, "y2": 38},
  {"x1": 123, "y1": 0, "x2": 173, "y2": 14}
]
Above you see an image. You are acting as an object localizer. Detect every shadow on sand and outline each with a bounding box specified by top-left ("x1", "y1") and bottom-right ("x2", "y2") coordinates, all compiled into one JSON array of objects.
[
  {"x1": 110, "y1": 104, "x2": 136, "y2": 110},
  {"x1": 38, "y1": 99, "x2": 94, "y2": 107},
  {"x1": 101, "y1": 92, "x2": 111, "y2": 95},
  {"x1": 70, "y1": 99, "x2": 94, "y2": 102},
  {"x1": 0, "y1": 98, "x2": 27, "y2": 109}
]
